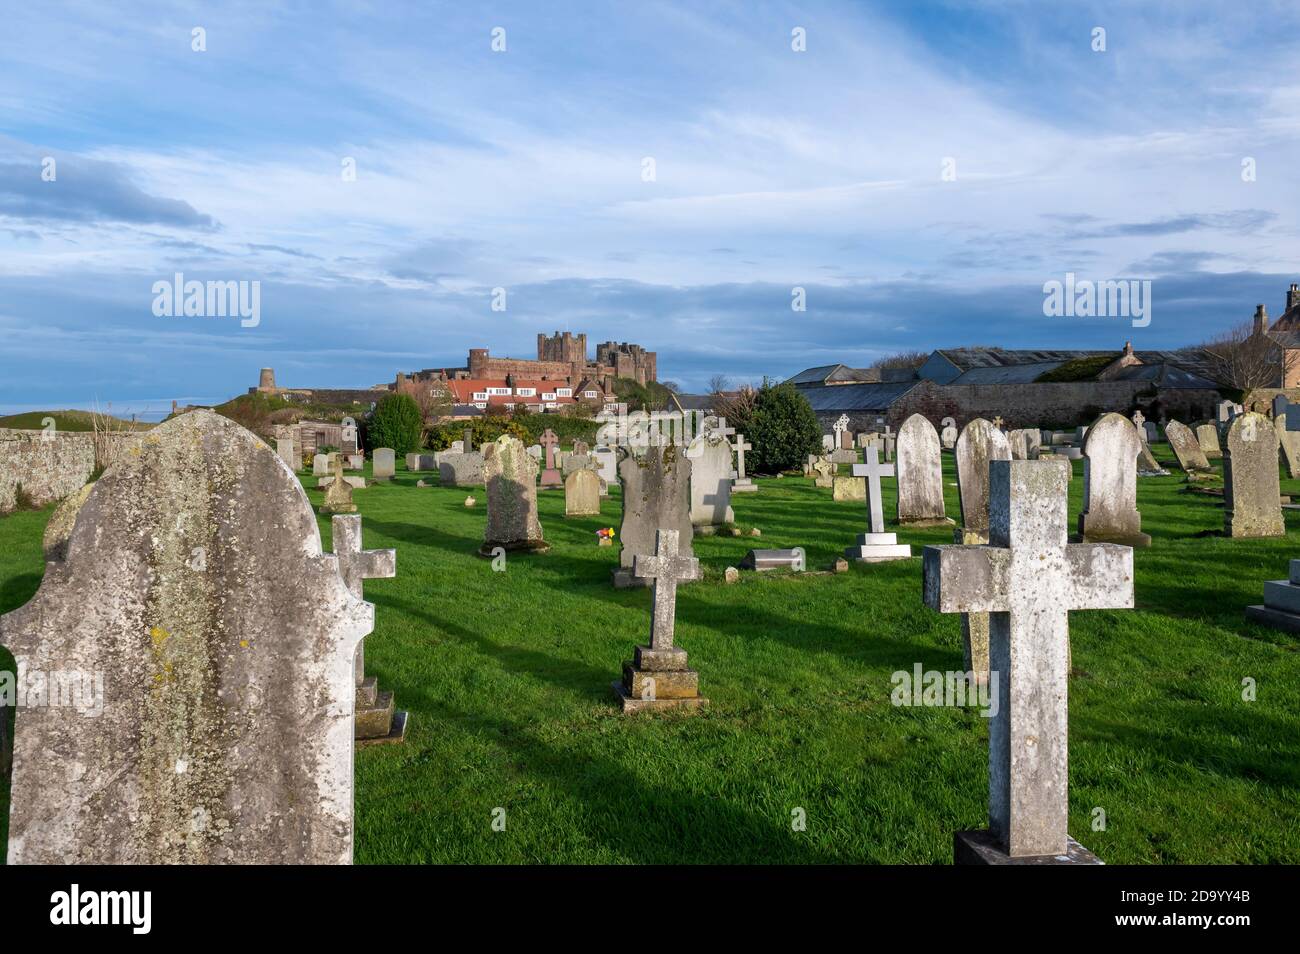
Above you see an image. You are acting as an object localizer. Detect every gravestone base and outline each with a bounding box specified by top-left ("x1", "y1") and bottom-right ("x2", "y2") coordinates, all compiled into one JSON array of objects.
[
  {"x1": 320, "y1": 501, "x2": 357, "y2": 514},
  {"x1": 1076, "y1": 529, "x2": 1152, "y2": 548},
  {"x1": 741, "y1": 548, "x2": 803, "y2": 571},
  {"x1": 845, "y1": 532, "x2": 912, "y2": 563},
  {"x1": 1245, "y1": 603, "x2": 1300, "y2": 633},
  {"x1": 318, "y1": 476, "x2": 366, "y2": 489},
  {"x1": 899, "y1": 516, "x2": 955, "y2": 528},
  {"x1": 1246, "y1": 562, "x2": 1300, "y2": 632},
  {"x1": 954, "y1": 830, "x2": 1102, "y2": 865},
  {"x1": 732, "y1": 478, "x2": 758, "y2": 493},
  {"x1": 478, "y1": 538, "x2": 551, "y2": 557},
  {"x1": 357, "y1": 709, "x2": 409, "y2": 747},
  {"x1": 614, "y1": 644, "x2": 707, "y2": 712},
  {"x1": 539, "y1": 469, "x2": 562, "y2": 488},
  {"x1": 612, "y1": 566, "x2": 649, "y2": 588}
]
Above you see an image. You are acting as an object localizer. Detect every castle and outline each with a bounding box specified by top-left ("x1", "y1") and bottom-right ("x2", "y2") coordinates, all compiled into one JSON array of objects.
[{"x1": 463, "y1": 332, "x2": 656, "y2": 386}]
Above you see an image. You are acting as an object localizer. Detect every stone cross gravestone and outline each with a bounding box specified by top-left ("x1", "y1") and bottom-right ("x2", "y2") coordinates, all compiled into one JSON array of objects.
[
  {"x1": 845, "y1": 447, "x2": 911, "y2": 562},
  {"x1": 321, "y1": 456, "x2": 358, "y2": 514},
  {"x1": 539, "y1": 429, "x2": 562, "y2": 488},
  {"x1": 923, "y1": 459, "x2": 1134, "y2": 864},
  {"x1": 895, "y1": 414, "x2": 952, "y2": 527},
  {"x1": 564, "y1": 467, "x2": 601, "y2": 516},
  {"x1": 372, "y1": 447, "x2": 395, "y2": 480},
  {"x1": 1224, "y1": 411, "x2": 1284, "y2": 538},
  {"x1": 731, "y1": 434, "x2": 756, "y2": 492},
  {"x1": 331, "y1": 515, "x2": 405, "y2": 744},
  {"x1": 1079, "y1": 413, "x2": 1151, "y2": 547},
  {"x1": 613, "y1": 529, "x2": 707, "y2": 713},
  {"x1": 833, "y1": 414, "x2": 851, "y2": 449},
  {"x1": 812, "y1": 457, "x2": 835, "y2": 488},
  {"x1": 687, "y1": 434, "x2": 735, "y2": 527},
  {"x1": 613, "y1": 444, "x2": 697, "y2": 588},
  {"x1": 481, "y1": 435, "x2": 548, "y2": 554},
  {"x1": 0, "y1": 411, "x2": 372, "y2": 863}
]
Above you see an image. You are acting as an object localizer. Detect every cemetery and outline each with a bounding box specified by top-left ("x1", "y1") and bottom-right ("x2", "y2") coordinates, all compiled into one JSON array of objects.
[{"x1": 0, "y1": 407, "x2": 1297, "y2": 865}]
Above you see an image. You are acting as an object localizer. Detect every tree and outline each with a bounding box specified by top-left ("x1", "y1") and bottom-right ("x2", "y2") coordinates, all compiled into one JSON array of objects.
[
  {"x1": 1201, "y1": 320, "x2": 1281, "y2": 392},
  {"x1": 711, "y1": 382, "x2": 757, "y2": 435},
  {"x1": 368, "y1": 393, "x2": 423, "y2": 455},
  {"x1": 868, "y1": 350, "x2": 929, "y2": 371},
  {"x1": 747, "y1": 379, "x2": 821, "y2": 474}
]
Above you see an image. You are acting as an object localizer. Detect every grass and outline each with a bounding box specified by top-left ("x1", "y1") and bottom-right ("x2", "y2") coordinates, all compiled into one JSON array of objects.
[
  {"x1": 1, "y1": 445, "x2": 1298, "y2": 863},
  {"x1": 0, "y1": 410, "x2": 151, "y2": 432}
]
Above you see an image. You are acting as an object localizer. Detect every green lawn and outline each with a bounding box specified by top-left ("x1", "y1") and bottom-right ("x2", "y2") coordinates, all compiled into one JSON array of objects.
[{"x1": 1, "y1": 445, "x2": 1298, "y2": 864}]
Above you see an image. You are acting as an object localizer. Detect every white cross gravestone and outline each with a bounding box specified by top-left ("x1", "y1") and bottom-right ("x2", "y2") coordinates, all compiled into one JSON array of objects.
[
  {"x1": 940, "y1": 416, "x2": 958, "y2": 450},
  {"x1": 833, "y1": 414, "x2": 851, "y2": 449},
  {"x1": 0, "y1": 411, "x2": 372, "y2": 863},
  {"x1": 845, "y1": 447, "x2": 911, "y2": 562},
  {"x1": 923, "y1": 459, "x2": 1134, "y2": 864},
  {"x1": 331, "y1": 515, "x2": 405, "y2": 744},
  {"x1": 613, "y1": 529, "x2": 708, "y2": 712},
  {"x1": 731, "y1": 434, "x2": 757, "y2": 492}
]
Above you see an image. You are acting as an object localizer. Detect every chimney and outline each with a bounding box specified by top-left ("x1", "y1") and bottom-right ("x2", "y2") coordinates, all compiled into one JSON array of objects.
[
  {"x1": 1288, "y1": 283, "x2": 1300, "y2": 314},
  {"x1": 1123, "y1": 341, "x2": 1133, "y2": 356},
  {"x1": 1254, "y1": 304, "x2": 1269, "y2": 336}
]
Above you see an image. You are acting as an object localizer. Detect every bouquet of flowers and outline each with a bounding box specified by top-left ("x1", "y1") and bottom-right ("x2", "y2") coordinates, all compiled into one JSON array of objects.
[{"x1": 596, "y1": 527, "x2": 616, "y2": 546}]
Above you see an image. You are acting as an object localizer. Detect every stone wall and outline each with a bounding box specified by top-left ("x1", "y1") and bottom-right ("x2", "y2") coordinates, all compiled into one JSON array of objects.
[{"x1": 0, "y1": 429, "x2": 96, "y2": 513}]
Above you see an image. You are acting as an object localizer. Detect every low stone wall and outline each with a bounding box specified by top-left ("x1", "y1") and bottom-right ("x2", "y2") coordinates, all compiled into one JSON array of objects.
[{"x1": 0, "y1": 429, "x2": 96, "y2": 513}]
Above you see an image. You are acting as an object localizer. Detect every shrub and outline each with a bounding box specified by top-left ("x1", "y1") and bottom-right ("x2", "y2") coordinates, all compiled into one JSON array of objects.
[
  {"x1": 747, "y1": 379, "x2": 822, "y2": 474},
  {"x1": 367, "y1": 393, "x2": 423, "y2": 456}
]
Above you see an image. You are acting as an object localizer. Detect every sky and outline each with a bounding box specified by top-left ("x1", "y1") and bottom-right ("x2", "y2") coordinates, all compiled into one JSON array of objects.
[{"x1": 1, "y1": 0, "x2": 1298, "y2": 417}]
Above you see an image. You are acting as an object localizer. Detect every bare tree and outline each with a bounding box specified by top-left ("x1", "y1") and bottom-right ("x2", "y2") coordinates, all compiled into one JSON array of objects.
[
  {"x1": 868, "y1": 350, "x2": 929, "y2": 370},
  {"x1": 1201, "y1": 320, "x2": 1281, "y2": 391},
  {"x1": 707, "y1": 374, "x2": 730, "y2": 396}
]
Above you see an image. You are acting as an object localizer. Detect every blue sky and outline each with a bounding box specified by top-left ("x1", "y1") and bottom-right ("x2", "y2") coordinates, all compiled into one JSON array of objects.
[{"x1": 2, "y1": 0, "x2": 1298, "y2": 416}]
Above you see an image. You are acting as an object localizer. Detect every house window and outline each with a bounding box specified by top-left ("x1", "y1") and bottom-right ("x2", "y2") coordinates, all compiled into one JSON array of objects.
[
  {"x1": 542, "y1": 392, "x2": 556, "y2": 401},
  {"x1": 556, "y1": 388, "x2": 572, "y2": 397},
  {"x1": 474, "y1": 402, "x2": 488, "y2": 410},
  {"x1": 486, "y1": 387, "x2": 511, "y2": 396},
  {"x1": 516, "y1": 388, "x2": 536, "y2": 397},
  {"x1": 584, "y1": 390, "x2": 598, "y2": 399},
  {"x1": 472, "y1": 391, "x2": 488, "y2": 401}
]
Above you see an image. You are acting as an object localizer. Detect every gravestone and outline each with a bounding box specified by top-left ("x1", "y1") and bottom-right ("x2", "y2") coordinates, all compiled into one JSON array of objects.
[
  {"x1": 480, "y1": 435, "x2": 547, "y2": 555},
  {"x1": 1006, "y1": 429, "x2": 1030, "y2": 460},
  {"x1": 572, "y1": 440, "x2": 590, "y2": 456},
  {"x1": 1078, "y1": 413, "x2": 1151, "y2": 547},
  {"x1": 320, "y1": 456, "x2": 358, "y2": 514},
  {"x1": 940, "y1": 417, "x2": 958, "y2": 450},
  {"x1": 331, "y1": 515, "x2": 405, "y2": 744},
  {"x1": 313, "y1": 453, "x2": 330, "y2": 476},
  {"x1": 731, "y1": 434, "x2": 756, "y2": 493},
  {"x1": 613, "y1": 444, "x2": 697, "y2": 588},
  {"x1": 319, "y1": 474, "x2": 365, "y2": 490},
  {"x1": 1163, "y1": 420, "x2": 1213, "y2": 478},
  {"x1": 539, "y1": 429, "x2": 562, "y2": 488},
  {"x1": 451, "y1": 440, "x2": 466, "y2": 453},
  {"x1": 953, "y1": 418, "x2": 1011, "y2": 678},
  {"x1": 0, "y1": 411, "x2": 372, "y2": 863},
  {"x1": 562, "y1": 452, "x2": 594, "y2": 478},
  {"x1": 565, "y1": 468, "x2": 601, "y2": 517},
  {"x1": 833, "y1": 414, "x2": 851, "y2": 450},
  {"x1": 346, "y1": 454, "x2": 363, "y2": 470},
  {"x1": 1195, "y1": 424, "x2": 1223, "y2": 460},
  {"x1": 923, "y1": 459, "x2": 1133, "y2": 864},
  {"x1": 687, "y1": 434, "x2": 735, "y2": 527},
  {"x1": 895, "y1": 414, "x2": 952, "y2": 526},
  {"x1": 437, "y1": 452, "x2": 485, "y2": 488},
  {"x1": 812, "y1": 457, "x2": 835, "y2": 488},
  {"x1": 832, "y1": 474, "x2": 865, "y2": 501},
  {"x1": 1273, "y1": 398, "x2": 1300, "y2": 479},
  {"x1": 1224, "y1": 412, "x2": 1284, "y2": 538},
  {"x1": 277, "y1": 437, "x2": 296, "y2": 470},
  {"x1": 821, "y1": 434, "x2": 835, "y2": 452},
  {"x1": 463, "y1": 428, "x2": 474, "y2": 453},
  {"x1": 1246, "y1": 559, "x2": 1300, "y2": 632},
  {"x1": 526, "y1": 443, "x2": 542, "y2": 460},
  {"x1": 593, "y1": 445, "x2": 617, "y2": 484},
  {"x1": 845, "y1": 447, "x2": 911, "y2": 562},
  {"x1": 372, "y1": 448, "x2": 395, "y2": 480},
  {"x1": 405, "y1": 453, "x2": 423, "y2": 472},
  {"x1": 613, "y1": 529, "x2": 707, "y2": 713},
  {"x1": 740, "y1": 549, "x2": 804, "y2": 571}
]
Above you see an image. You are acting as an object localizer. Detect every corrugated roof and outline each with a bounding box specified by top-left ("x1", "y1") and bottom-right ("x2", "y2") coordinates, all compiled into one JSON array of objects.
[
  {"x1": 800, "y1": 381, "x2": 918, "y2": 412},
  {"x1": 950, "y1": 361, "x2": 1067, "y2": 385},
  {"x1": 787, "y1": 365, "x2": 843, "y2": 385},
  {"x1": 937, "y1": 348, "x2": 1111, "y2": 370}
]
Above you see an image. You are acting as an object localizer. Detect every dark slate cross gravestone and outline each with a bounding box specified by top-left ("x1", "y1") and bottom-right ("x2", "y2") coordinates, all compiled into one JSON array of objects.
[
  {"x1": 614, "y1": 529, "x2": 707, "y2": 712},
  {"x1": 845, "y1": 446, "x2": 911, "y2": 562},
  {"x1": 331, "y1": 515, "x2": 405, "y2": 744},
  {"x1": 0, "y1": 410, "x2": 372, "y2": 863},
  {"x1": 923, "y1": 460, "x2": 1133, "y2": 864}
]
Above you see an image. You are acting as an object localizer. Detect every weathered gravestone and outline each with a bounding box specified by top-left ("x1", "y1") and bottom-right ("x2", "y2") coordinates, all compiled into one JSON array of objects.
[
  {"x1": 613, "y1": 529, "x2": 708, "y2": 713},
  {"x1": 1132, "y1": 411, "x2": 1168, "y2": 475},
  {"x1": 320, "y1": 456, "x2": 358, "y2": 514},
  {"x1": 1195, "y1": 424, "x2": 1223, "y2": 460},
  {"x1": 0, "y1": 411, "x2": 373, "y2": 863},
  {"x1": 480, "y1": 435, "x2": 548, "y2": 555},
  {"x1": 832, "y1": 473, "x2": 865, "y2": 501},
  {"x1": 740, "y1": 548, "x2": 805, "y2": 571},
  {"x1": 845, "y1": 446, "x2": 911, "y2": 562},
  {"x1": 564, "y1": 468, "x2": 601, "y2": 517},
  {"x1": 614, "y1": 444, "x2": 697, "y2": 589},
  {"x1": 437, "y1": 451, "x2": 485, "y2": 488},
  {"x1": 1078, "y1": 413, "x2": 1151, "y2": 547},
  {"x1": 405, "y1": 453, "x2": 423, "y2": 472},
  {"x1": 1006, "y1": 429, "x2": 1030, "y2": 461},
  {"x1": 895, "y1": 414, "x2": 952, "y2": 527},
  {"x1": 538, "y1": 429, "x2": 562, "y2": 489},
  {"x1": 372, "y1": 448, "x2": 395, "y2": 480},
  {"x1": 731, "y1": 434, "x2": 757, "y2": 493},
  {"x1": 331, "y1": 515, "x2": 404, "y2": 744},
  {"x1": 1164, "y1": 420, "x2": 1213, "y2": 479},
  {"x1": 593, "y1": 446, "x2": 617, "y2": 487},
  {"x1": 572, "y1": 440, "x2": 590, "y2": 456},
  {"x1": 812, "y1": 457, "x2": 835, "y2": 488},
  {"x1": 1273, "y1": 397, "x2": 1300, "y2": 479},
  {"x1": 833, "y1": 414, "x2": 851, "y2": 450},
  {"x1": 277, "y1": 438, "x2": 297, "y2": 470},
  {"x1": 313, "y1": 453, "x2": 330, "y2": 476},
  {"x1": 923, "y1": 459, "x2": 1133, "y2": 864},
  {"x1": 687, "y1": 434, "x2": 735, "y2": 527},
  {"x1": 953, "y1": 418, "x2": 1011, "y2": 678},
  {"x1": 1224, "y1": 412, "x2": 1284, "y2": 538},
  {"x1": 562, "y1": 452, "x2": 594, "y2": 478}
]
